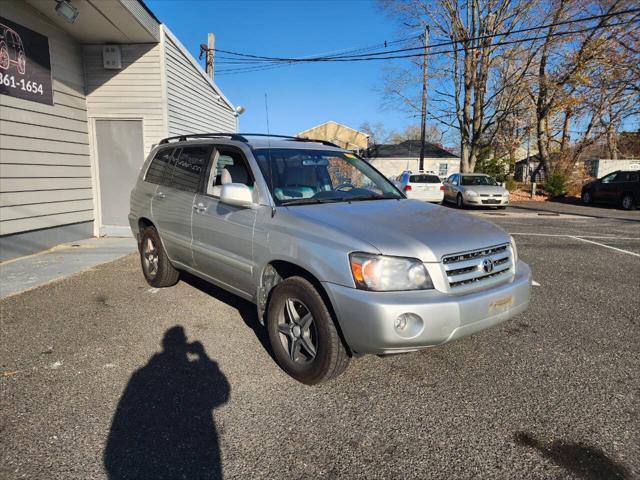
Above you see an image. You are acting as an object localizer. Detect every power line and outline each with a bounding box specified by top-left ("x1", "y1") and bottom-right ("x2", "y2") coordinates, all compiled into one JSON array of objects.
[
  {"x1": 216, "y1": 15, "x2": 638, "y2": 75},
  {"x1": 215, "y1": 8, "x2": 638, "y2": 64}
]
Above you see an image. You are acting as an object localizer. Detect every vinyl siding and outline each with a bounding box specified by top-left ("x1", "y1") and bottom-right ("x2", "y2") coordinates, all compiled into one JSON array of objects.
[
  {"x1": 83, "y1": 43, "x2": 165, "y2": 157},
  {"x1": 163, "y1": 27, "x2": 236, "y2": 136},
  {"x1": 0, "y1": 0, "x2": 92, "y2": 236}
]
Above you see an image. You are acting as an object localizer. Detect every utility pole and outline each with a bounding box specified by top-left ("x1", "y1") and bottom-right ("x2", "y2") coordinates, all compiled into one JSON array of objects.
[
  {"x1": 207, "y1": 33, "x2": 215, "y2": 81},
  {"x1": 418, "y1": 25, "x2": 429, "y2": 172},
  {"x1": 199, "y1": 33, "x2": 215, "y2": 81}
]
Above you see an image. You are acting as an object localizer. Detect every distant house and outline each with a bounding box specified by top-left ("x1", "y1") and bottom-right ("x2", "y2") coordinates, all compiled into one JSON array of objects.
[
  {"x1": 514, "y1": 155, "x2": 546, "y2": 183},
  {"x1": 365, "y1": 140, "x2": 460, "y2": 178},
  {"x1": 297, "y1": 121, "x2": 369, "y2": 153}
]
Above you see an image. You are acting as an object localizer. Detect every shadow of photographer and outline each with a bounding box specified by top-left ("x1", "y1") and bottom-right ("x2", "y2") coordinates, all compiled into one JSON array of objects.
[{"x1": 104, "y1": 326, "x2": 230, "y2": 480}]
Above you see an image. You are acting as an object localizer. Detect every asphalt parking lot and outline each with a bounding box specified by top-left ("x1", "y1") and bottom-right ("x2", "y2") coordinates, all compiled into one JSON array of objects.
[{"x1": 1, "y1": 206, "x2": 639, "y2": 479}]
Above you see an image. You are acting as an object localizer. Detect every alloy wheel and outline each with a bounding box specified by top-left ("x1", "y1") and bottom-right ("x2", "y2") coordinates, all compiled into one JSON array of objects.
[
  {"x1": 583, "y1": 191, "x2": 591, "y2": 204},
  {"x1": 142, "y1": 237, "x2": 159, "y2": 278},
  {"x1": 277, "y1": 298, "x2": 317, "y2": 364},
  {"x1": 622, "y1": 195, "x2": 632, "y2": 210}
]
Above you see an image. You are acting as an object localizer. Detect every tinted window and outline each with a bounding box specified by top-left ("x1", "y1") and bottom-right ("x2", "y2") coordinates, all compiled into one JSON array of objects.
[
  {"x1": 145, "y1": 148, "x2": 174, "y2": 185},
  {"x1": 167, "y1": 146, "x2": 211, "y2": 192},
  {"x1": 600, "y1": 172, "x2": 617, "y2": 183},
  {"x1": 461, "y1": 175, "x2": 497, "y2": 186},
  {"x1": 410, "y1": 174, "x2": 440, "y2": 183}
]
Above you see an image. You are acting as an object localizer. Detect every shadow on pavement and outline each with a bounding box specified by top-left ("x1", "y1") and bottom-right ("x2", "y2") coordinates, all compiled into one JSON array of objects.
[
  {"x1": 180, "y1": 271, "x2": 276, "y2": 361},
  {"x1": 104, "y1": 326, "x2": 230, "y2": 480},
  {"x1": 514, "y1": 431, "x2": 629, "y2": 479}
]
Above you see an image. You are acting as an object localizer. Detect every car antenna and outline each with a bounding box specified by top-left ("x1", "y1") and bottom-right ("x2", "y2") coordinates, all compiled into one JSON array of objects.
[{"x1": 265, "y1": 93, "x2": 276, "y2": 217}]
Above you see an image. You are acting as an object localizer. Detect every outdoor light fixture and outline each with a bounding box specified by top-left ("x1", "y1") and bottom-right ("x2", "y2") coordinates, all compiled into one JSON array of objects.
[{"x1": 55, "y1": 0, "x2": 79, "y2": 24}]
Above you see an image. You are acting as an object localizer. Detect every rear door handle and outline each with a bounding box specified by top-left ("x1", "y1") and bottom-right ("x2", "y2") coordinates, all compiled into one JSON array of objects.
[{"x1": 193, "y1": 202, "x2": 206, "y2": 214}]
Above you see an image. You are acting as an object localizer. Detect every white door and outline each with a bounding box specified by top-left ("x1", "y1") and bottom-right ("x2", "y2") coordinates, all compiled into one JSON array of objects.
[{"x1": 94, "y1": 119, "x2": 144, "y2": 236}]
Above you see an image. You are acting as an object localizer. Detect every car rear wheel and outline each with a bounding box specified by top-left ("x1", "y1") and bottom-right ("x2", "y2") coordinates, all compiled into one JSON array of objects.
[
  {"x1": 267, "y1": 277, "x2": 350, "y2": 384},
  {"x1": 621, "y1": 193, "x2": 635, "y2": 210},
  {"x1": 582, "y1": 190, "x2": 592, "y2": 205},
  {"x1": 456, "y1": 193, "x2": 464, "y2": 208},
  {"x1": 139, "y1": 226, "x2": 179, "y2": 288}
]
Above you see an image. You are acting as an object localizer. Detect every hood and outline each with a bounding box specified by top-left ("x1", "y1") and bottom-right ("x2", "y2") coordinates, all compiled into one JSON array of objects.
[
  {"x1": 461, "y1": 185, "x2": 507, "y2": 195},
  {"x1": 288, "y1": 199, "x2": 510, "y2": 262}
]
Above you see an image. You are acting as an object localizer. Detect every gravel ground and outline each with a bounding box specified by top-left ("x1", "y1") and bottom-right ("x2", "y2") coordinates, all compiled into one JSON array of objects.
[{"x1": 1, "y1": 213, "x2": 638, "y2": 479}]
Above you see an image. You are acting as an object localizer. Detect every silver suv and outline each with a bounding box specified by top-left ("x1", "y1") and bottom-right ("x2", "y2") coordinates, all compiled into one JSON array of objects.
[{"x1": 129, "y1": 134, "x2": 531, "y2": 384}]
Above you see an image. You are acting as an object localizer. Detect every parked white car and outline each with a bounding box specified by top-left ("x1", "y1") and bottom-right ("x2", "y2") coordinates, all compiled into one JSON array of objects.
[
  {"x1": 394, "y1": 171, "x2": 444, "y2": 203},
  {"x1": 443, "y1": 173, "x2": 509, "y2": 209}
]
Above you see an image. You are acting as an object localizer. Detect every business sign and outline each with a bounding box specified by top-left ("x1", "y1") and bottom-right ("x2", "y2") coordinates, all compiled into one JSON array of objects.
[{"x1": 0, "y1": 16, "x2": 53, "y2": 105}]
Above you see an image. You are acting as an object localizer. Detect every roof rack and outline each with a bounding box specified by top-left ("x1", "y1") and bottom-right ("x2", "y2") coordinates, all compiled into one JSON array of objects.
[{"x1": 158, "y1": 132, "x2": 341, "y2": 148}]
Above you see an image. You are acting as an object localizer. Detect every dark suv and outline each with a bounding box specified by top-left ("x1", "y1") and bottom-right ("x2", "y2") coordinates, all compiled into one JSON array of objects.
[{"x1": 581, "y1": 170, "x2": 639, "y2": 210}]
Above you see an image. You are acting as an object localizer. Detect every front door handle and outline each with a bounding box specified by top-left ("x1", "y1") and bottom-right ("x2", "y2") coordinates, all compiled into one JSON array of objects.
[{"x1": 193, "y1": 202, "x2": 206, "y2": 214}]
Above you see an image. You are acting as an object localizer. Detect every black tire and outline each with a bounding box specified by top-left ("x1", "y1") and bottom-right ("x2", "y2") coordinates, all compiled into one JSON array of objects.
[
  {"x1": 267, "y1": 276, "x2": 350, "y2": 384},
  {"x1": 139, "y1": 226, "x2": 179, "y2": 288},
  {"x1": 621, "y1": 193, "x2": 635, "y2": 211},
  {"x1": 456, "y1": 193, "x2": 464, "y2": 208},
  {"x1": 582, "y1": 190, "x2": 592, "y2": 205}
]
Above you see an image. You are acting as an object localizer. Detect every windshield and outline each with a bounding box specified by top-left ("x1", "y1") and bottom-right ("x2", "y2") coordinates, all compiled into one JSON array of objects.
[
  {"x1": 410, "y1": 174, "x2": 440, "y2": 183},
  {"x1": 461, "y1": 175, "x2": 497, "y2": 186},
  {"x1": 253, "y1": 148, "x2": 403, "y2": 205}
]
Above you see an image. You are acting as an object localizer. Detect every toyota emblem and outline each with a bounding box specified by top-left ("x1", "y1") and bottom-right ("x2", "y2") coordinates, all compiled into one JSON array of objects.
[{"x1": 482, "y1": 258, "x2": 494, "y2": 273}]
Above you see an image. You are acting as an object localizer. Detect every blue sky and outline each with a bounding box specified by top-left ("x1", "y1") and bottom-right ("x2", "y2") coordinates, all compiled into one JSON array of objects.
[{"x1": 146, "y1": 0, "x2": 415, "y2": 138}]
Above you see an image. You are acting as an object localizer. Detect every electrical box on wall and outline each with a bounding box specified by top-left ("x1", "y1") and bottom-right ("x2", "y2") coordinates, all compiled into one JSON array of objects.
[{"x1": 102, "y1": 46, "x2": 122, "y2": 69}]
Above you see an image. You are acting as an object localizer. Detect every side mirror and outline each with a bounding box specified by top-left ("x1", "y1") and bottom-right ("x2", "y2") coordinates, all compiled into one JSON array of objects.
[{"x1": 219, "y1": 183, "x2": 254, "y2": 208}]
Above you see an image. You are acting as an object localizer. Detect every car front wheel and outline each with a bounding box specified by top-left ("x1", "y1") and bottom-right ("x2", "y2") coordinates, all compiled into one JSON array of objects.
[
  {"x1": 621, "y1": 193, "x2": 635, "y2": 210},
  {"x1": 139, "y1": 226, "x2": 179, "y2": 287},
  {"x1": 0, "y1": 43, "x2": 9, "y2": 70},
  {"x1": 582, "y1": 190, "x2": 592, "y2": 205},
  {"x1": 456, "y1": 193, "x2": 464, "y2": 208},
  {"x1": 267, "y1": 277, "x2": 350, "y2": 384}
]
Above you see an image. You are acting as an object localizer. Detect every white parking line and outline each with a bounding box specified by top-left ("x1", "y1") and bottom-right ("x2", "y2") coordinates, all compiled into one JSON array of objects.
[
  {"x1": 568, "y1": 236, "x2": 640, "y2": 258},
  {"x1": 510, "y1": 233, "x2": 639, "y2": 240}
]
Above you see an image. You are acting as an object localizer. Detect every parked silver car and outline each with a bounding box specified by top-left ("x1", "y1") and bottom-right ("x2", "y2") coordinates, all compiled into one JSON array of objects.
[
  {"x1": 129, "y1": 134, "x2": 531, "y2": 384},
  {"x1": 443, "y1": 173, "x2": 509, "y2": 209}
]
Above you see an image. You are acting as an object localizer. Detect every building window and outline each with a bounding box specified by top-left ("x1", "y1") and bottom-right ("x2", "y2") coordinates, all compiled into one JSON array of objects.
[{"x1": 438, "y1": 163, "x2": 448, "y2": 177}]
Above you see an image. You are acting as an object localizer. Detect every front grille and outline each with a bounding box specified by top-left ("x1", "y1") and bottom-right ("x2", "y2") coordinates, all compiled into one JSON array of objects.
[{"x1": 442, "y1": 244, "x2": 513, "y2": 290}]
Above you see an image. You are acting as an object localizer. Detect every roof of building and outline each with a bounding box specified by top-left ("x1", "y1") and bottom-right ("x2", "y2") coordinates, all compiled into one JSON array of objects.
[
  {"x1": 296, "y1": 120, "x2": 368, "y2": 138},
  {"x1": 367, "y1": 140, "x2": 458, "y2": 159}
]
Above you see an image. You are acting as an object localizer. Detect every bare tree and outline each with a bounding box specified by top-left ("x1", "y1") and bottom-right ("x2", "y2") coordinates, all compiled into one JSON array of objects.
[
  {"x1": 527, "y1": 0, "x2": 639, "y2": 173},
  {"x1": 381, "y1": 0, "x2": 536, "y2": 172}
]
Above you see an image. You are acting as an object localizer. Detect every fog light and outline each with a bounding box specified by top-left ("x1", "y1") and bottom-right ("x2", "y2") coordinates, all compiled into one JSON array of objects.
[
  {"x1": 394, "y1": 314, "x2": 408, "y2": 331},
  {"x1": 394, "y1": 312, "x2": 424, "y2": 338}
]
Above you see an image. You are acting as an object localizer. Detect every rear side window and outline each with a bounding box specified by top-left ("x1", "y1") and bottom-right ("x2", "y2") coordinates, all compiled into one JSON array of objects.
[
  {"x1": 410, "y1": 174, "x2": 440, "y2": 183},
  {"x1": 145, "y1": 148, "x2": 174, "y2": 185},
  {"x1": 167, "y1": 146, "x2": 212, "y2": 192}
]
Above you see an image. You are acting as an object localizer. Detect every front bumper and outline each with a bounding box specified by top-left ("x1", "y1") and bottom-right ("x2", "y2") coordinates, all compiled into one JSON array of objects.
[
  {"x1": 323, "y1": 261, "x2": 531, "y2": 354},
  {"x1": 464, "y1": 194, "x2": 509, "y2": 206}
]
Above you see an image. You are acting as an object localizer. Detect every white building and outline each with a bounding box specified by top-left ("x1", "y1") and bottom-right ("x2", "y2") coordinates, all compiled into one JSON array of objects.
[
  {"x1": 0, "y1": 0, "x2": 237, "y2": 260},
  {"x1": 366, "y1": 140, "x2": 460, "y2": 179}
]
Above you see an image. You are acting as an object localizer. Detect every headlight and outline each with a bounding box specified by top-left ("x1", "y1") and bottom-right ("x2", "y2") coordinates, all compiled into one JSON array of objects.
[
  {"x1": 510, "y1": 236, "x2": 518, "y2": 264},
  {"x1": 466, "y1": 190, "x2": 479, "y2": 197},
  {"x1": 350, "y1": 253, "x2": 434, "y2": 291}
]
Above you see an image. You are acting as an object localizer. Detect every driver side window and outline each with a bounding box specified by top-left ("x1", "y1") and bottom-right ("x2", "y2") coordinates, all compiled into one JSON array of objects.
[{"x1": 205, "y1": 148, "x2": 254, "y2": 197}]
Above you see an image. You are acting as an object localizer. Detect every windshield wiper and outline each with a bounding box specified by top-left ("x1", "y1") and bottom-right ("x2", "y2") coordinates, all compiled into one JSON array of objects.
[
  {"x1": 346, "y1": 194, "x2": 399, "y2": 202},
  {"x1": 281, "y1": 197, "x2": 342, "y2": 206}
]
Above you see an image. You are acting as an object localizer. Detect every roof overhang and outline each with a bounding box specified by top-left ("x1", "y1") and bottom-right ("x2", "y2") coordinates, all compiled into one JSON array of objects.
[{"x1": 26, "y1": 0, "x2": 160, "y2": 43}]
